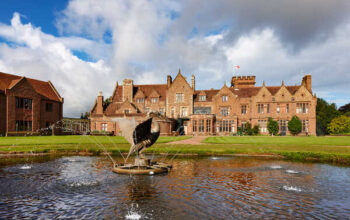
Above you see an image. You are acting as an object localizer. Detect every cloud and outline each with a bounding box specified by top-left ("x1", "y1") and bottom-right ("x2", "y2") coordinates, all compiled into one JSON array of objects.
[
  {"x1": 0, "y1": 0, "x2": 349, "y2": 117},
  {"x1": 0, "y1": 13, "x2": 112, "y2": 116}
]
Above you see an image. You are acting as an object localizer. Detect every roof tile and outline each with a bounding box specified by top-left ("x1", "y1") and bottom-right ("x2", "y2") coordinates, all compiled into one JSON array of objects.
[{"x1": 0, "y1": 72, "x2": 62, "y2": 102}]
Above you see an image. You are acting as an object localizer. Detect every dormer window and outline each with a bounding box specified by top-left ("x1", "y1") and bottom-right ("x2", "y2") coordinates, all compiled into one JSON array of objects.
[
  {"x1": 136, "y1": 98, "x2": 144, "y2": 103},
  {"x1": 199, "y1": 95, "x2": 206, "y2": 101},
  {"x1": 151, "y1": 97, "x2": 158, "y2": 103},
  {"x1": 222, "y1": 95, "x2": 228, "y2": 102}
]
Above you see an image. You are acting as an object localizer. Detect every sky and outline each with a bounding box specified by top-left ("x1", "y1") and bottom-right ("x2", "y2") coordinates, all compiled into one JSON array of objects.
[{"x1": 0, "y1": 0, "x2": 349, "y2": 117}]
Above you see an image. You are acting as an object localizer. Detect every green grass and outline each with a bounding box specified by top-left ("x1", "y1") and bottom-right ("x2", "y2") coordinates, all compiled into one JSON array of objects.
[
  {"x1": 1, "y1": 135, "x2": 350, "y2": 165},
  {"x1": 1, "y1": 143, "x2": 350, "y2": 165},
  {"x1": 204, "y1": 136, "x2": 350, "y2": 146},
  {"x1": 0, "y1": 135, "x2": 191, "y2": 146}
]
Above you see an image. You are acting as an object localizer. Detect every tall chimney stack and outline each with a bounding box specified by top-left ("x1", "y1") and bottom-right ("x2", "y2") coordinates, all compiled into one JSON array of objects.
[
  {"x1": 96, "y1": 91, "x2": 103, "y2": 114},
  {"x1": 167, "y1": 75, "x2": 172, "y2": 88},
  {"x1": 122, "y1": 79, "x2": 133, "y2": 102},
  {"x1": 191, "y1": 75, "x2": 195, "y2": 90},
  {"x1": 302, "y1": 75, "x2": 312, "y2": 92}
]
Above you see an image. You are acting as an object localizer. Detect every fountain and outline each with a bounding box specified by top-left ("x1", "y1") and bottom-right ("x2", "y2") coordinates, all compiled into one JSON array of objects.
[{"x1": 112, "y1": 112, "x2": 172, "y2": 175}]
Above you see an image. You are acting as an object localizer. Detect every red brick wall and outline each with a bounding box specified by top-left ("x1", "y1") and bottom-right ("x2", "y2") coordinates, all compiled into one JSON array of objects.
[
  {"x1": 40, "y1": 101, "x2": 62, "y2": 129},
  {"x1": 91, "y1": 74, "x2": 317, "y2": 136},
  {"x1": 0, "y1": 94, "x2": 6, "y2": 135},
  {"x1": 166, "y1": 74, "x2": 193, "y2": 118},
  {"x1": 2, "y1": 78, "x2": 62, "y2": 134}
]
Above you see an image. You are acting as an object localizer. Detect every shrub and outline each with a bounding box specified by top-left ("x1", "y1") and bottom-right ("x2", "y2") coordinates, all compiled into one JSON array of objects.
[
  {"x1": 267, "y1": 117, "x2": 279, "y2": 136},
  {"x1": 288, "y1": 116, "x2": 302, "y2": 135},
  {"x1": 237, "y1": 127, "x2": 242, "y2": 136},
  {"x1": 328, "y1": 115, "x2": 350, "y2": 135},
  {"x1": 252, "y1": 125, "x2": 260, "y2": 135},
  {"x1": 245, "y1": 122, "x2": 253, "y2": 135},
  {"x1": 91, "y1": 130, "x2": 113, "y2": 136}
]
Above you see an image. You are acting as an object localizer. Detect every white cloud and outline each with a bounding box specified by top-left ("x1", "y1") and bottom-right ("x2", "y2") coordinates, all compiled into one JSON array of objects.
[
  {"x1": 0, "y1": 0, "x2": 349, "y2": 117},
  {"x1": 0, "y1": 13, "x2": 112, "y2": 116}
]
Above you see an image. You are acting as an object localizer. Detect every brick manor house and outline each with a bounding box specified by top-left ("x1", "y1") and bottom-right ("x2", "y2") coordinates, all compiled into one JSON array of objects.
[
  {"x1": 90, "y1": 70, "x2": 316, "y2": 136},
  {"x1": 0, "y1": 72, "x2": 63, "y2": 136}
]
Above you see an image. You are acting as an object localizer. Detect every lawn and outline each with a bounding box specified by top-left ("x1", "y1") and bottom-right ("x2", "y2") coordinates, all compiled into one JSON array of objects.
[
  {"x1": 204, "y1": 136, "x2": 350, "y2": 147},
  {"x1": 0, "y1": 135, "x2": 191, "y2": 146},
  {"x1": 1, "y1": 135, "x2": 350, "y2": 165}
]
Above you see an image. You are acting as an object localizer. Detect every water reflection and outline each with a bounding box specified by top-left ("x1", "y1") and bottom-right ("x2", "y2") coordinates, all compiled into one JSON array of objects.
[{"x1": 0, "y1": 155, "x2": 349, "y2": 219}]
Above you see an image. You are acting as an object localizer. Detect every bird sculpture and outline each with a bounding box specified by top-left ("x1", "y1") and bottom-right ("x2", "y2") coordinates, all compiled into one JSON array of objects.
[{"x1": 125, "y1": 112, "x2": 160, "y2": 161}]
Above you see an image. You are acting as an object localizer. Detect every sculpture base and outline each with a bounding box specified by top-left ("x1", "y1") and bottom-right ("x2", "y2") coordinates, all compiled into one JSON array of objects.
[
  {"x1": 134, "y1": 158, "x2": 151, "y2": 166},
  {"x1": 112, "y1": 159, "x2": 172, "y2": 175}
]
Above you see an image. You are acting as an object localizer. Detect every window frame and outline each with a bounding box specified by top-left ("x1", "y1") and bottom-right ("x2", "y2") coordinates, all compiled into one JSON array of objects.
[
  {"x1": 151, "y1": 97, "x2": 158, "y2": 104},
  {"x1": 241, "y1": 104, "x2": 247, "y2": 114},
  {"x1": 46, "y1": 102, "x2": 53, "y2": 112},
  {"x1": 175, "y1": 93, "x2": 184, "y2": 103},
  {"x1": 220, "y1": 107, "x2": 229, "y2": 116}
]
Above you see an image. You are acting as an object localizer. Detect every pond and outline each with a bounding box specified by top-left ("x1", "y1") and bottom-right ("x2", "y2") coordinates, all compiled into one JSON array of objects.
[{"x1": 0, "y1": 155, "x2": 349, "y2": 219}]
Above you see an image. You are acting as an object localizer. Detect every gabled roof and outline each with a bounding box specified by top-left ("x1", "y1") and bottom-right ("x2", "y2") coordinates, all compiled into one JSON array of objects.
[
  {"x1": 230, "y1": 87, "x2": 261, "y2": 98},
  {"x1": 149, "y1": 88, "x2": 160, "y2": 98},
  {"x1": 134, "y1": 88, "x2": 145, "y2": 98},
  {"x1": 105, "y1": 100, "x2": 139, "y2": 115},
  {"x1": 228, "y1": 85, "x2": 300, "y2": 98},
  {"x1": 112, "y1": 83, "x2": 167, "y2": 102},
  {"x1": 199, "y1": 90, "x2": 206, "y2": 95},
  {"x1": 169, "y1": 69, "x2": 191, "y2": 90},
  {"x1": 0, "y1": 72, "x2": 63, "y2": 102},
  {"x1": 135, "y1": 84, "x2": 167, "y2": 100},
  {"x1": 112, "y1": 86, "x2": 123, "y2": 102},
  {"x1": 194, "y1": 89, "x2": 219, "y2": 102}
]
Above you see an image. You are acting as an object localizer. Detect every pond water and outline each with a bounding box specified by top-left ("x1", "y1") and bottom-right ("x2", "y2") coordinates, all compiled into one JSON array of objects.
[{"x1": 0, "y1": 155, "x2": 350, "y2": 219}]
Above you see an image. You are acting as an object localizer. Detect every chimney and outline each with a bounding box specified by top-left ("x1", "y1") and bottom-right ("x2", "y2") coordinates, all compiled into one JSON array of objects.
[
  {"x1": 302, "y1": 75, "x2": 312, "y2": 92},
  {"x1": 96, "y1": 91, "x2": 103, "y2": 114},
  {"x1": 191, "y1": 75, "x2": 195, "y2": 90},
  {"x1": 122, "y1": 79, "x2": 133, "y2": 102},
  {"x1": 167, "y1": 75, "x2": 172, "y2": 88}
]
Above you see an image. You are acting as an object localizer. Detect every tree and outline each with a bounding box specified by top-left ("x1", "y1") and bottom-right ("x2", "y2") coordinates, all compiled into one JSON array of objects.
[
  {"x1": 316, "y1": 98, "x2": 340, "y2": 135},
  {"x1": 103, "y1": 96, "x2": 113, "y2": 111},
  {"x1": 288, "y1": 116, "x2": 302, "y2": 135},
  {"x1": 267, "y1": 117, "x2": 279, "y2": 136},
  {"x1": 327, "y1": 115, "x2": 350, "y2": 135},
  {"x1": 339, "y1": 103, "x2": 350, "y2": 114},
  {"x1": 84, "y1": 112, "x2": 90, "y2": 119},
  {"x1": 344, "y1": 112, "x2": 350, "y2": 117}
]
